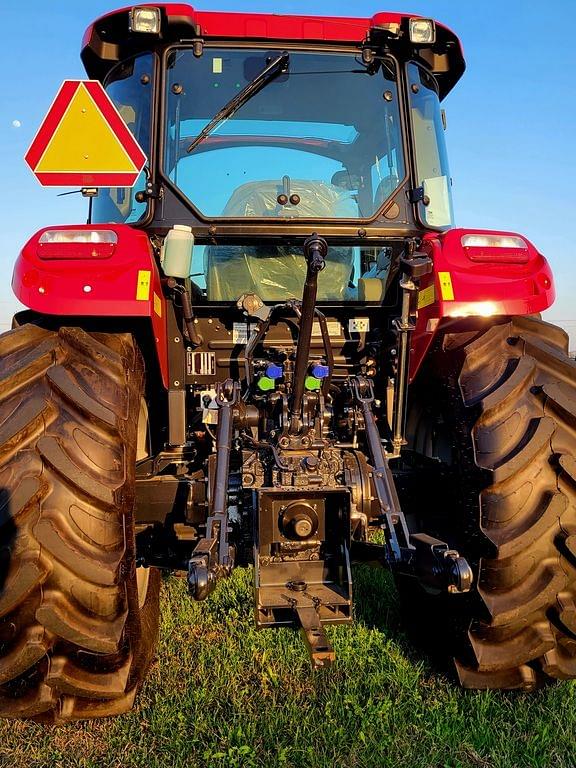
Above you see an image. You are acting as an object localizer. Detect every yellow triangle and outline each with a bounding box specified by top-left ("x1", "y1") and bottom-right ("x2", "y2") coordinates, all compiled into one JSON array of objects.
[{"x1": 36, "y1": 83, "x2": 137, "y2": 173}]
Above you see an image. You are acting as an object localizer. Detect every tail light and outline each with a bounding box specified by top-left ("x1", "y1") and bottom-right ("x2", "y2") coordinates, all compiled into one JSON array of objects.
[
  {"x1": 37, "y1": 229, "x2": 117, "y2": 260},
  {"x1": 461, "y1": 233, "x2": 529, "y2": 264}
]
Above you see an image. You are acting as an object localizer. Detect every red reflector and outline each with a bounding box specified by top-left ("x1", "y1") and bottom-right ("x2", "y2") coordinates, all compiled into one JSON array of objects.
[
  {"x1": 537, "y1": 273, "x2": 551, "y2": 289},
  {"x1": 37, "y1": 242, "x2": 115, "y2": 260},
  {"x1": 463, "y1": 247, "x2": 529, "y2": 264}
]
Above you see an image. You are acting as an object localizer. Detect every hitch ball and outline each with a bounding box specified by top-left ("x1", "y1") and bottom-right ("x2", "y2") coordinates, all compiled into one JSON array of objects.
[{"x1": 280, "y1": 501, "x2": 319, "y2": 540}]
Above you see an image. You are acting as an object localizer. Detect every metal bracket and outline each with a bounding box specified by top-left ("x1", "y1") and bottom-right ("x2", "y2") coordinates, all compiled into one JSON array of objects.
[
  {"x1": 135, "y1": 180, "x2": 162, "y2": 202},
  {"x1": 166, "y1": 300, "x2": 187, "y2": 446},
  {"x1": 408, "y1": 186, "x2": 428, "y2": 205},
  {"x1": 295, "y1": 606, "x2": 335, "y2": 668}
]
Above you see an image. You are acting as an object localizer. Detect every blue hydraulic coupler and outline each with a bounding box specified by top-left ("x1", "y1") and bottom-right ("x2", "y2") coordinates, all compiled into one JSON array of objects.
[
  {"x1": 266, "y1": 363, "x2": 283, "y2": 379},
  {"x1": 310, "y1": 363, "x2": 330, "y2": 379}
]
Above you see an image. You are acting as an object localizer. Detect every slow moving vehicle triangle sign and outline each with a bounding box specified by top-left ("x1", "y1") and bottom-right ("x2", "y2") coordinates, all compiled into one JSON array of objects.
[{"x1": 25, "y1": 80, "x2": 147, "y2": 187}]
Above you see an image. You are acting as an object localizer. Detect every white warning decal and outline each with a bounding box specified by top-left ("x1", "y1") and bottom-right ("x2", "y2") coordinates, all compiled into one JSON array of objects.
[
  {"x1": 232, "y1": 323, "x2": 251, "y2": 344},
  {"x1": 348, "y1": 318, "x2": 370, "y2": 333}
]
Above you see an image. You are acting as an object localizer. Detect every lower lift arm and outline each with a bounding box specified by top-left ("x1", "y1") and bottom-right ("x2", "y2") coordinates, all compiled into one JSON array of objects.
[
  {"x1": 351, "y1": 376, "x2": 473, "y2": 595},
  {"x1": 187, "y1": 379, "x2": 239, "y2": 600}
]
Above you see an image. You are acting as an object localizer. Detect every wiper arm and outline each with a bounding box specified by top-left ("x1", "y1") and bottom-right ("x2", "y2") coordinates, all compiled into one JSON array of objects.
[{"x1": 186, "y1": 52, "x2": 290, "y2": 154}]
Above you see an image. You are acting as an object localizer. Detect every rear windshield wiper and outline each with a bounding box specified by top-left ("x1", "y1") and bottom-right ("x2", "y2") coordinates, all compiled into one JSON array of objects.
[{"x1": 186, "y1": 52, "x2": 290, "y2": 154}]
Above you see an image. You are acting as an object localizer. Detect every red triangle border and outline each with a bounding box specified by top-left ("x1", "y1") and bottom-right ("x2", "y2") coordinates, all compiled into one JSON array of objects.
[{"x1": 25, "y1": 80, "x2": 147, "y2": 187}]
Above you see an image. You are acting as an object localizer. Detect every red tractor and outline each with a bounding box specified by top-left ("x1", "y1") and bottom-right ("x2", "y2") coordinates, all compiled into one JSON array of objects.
[{"x1": 2, "y1": 5, "x2": 574, "y2": 722}]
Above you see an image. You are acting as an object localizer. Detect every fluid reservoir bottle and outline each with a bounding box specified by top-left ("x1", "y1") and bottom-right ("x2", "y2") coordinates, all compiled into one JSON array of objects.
[{"x1": 162, "y1": 224, "x2": 194, "y2": 278}]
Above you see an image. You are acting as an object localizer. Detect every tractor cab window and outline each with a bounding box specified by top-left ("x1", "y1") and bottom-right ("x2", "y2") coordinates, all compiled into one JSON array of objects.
[
  {"x1": 186, "y1": 242, "x2": 396, "y2": 304},
  {"x1": 408, "y1": 63, "x2": 454, "y2": 228},
  {"x1": 190, "y1": 243, "x2": 361, "y2": 302},
  {"x1": 163, "y1": 49, "x2": 405, "y2": 221},
  {"x1": 92, "y1": 54, "x2": 154, "y2": 224}
]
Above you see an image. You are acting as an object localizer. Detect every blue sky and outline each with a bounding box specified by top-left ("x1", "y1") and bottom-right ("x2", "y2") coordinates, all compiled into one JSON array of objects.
[{"x1": 1, "y1": 1, "x2": 574, "y2": 345}]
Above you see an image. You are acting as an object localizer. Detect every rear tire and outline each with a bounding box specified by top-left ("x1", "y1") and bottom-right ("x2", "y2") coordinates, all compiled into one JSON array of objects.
[
  {"x1": 0, "y1": 324, "x2": 160, "y2": 721},
  {"x1": 401, "y1": 315, "x2": 576, "y2": 689}
]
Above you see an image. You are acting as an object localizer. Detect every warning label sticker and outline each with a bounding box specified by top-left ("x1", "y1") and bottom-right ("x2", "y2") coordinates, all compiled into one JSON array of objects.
[
  {"x1": 438, "y1": 271, "x2": 455, "y2": 301},
  {"x1": 232, "y1": 323, "x2": 251, "y2": 344},
  {"x1": 312, "y1": 320, "x2": 342, "y2": 337},
  {"x1": 349, "y1": 318, "x2": 370, "y2": 333},
  {"x1": 417, "y1": 284, "x2": 436, "y2": 309},
  {"x1": 136, "y1": 270, "x2": 151, "y2": 301},
  {"x1": 200, "y1": 389, "x2": 219, "y2": 424}
]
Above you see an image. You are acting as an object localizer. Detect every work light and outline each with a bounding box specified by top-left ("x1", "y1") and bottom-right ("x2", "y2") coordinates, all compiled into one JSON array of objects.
[
  {"x1": 446, "y1": 301, "x2": 499, "y2": 318},
  {"x1": 408, "y1": 18, "x2": 436, "y2": 44},
  {"x1": 129, "y1": 6, "x2": 161, "y2": 34}
]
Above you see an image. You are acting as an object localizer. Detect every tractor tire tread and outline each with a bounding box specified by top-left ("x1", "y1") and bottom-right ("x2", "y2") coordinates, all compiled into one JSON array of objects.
[
  {"x1": 0, "y1": 324, "x2": 160, "y2": 722},
  {"x1": 461, "y1": 316, "x2": 576, "y2": 686}
]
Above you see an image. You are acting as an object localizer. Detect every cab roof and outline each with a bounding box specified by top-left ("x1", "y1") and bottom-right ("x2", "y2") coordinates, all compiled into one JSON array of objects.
[{"x1": 81, "y1": 3, "x2": 465, "y2": 98}]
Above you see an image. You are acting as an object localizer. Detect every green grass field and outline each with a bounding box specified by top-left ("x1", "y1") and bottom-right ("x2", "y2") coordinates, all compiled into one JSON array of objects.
[{"x1": 0, "y1": 567, "x2": 574, "y2": 768}]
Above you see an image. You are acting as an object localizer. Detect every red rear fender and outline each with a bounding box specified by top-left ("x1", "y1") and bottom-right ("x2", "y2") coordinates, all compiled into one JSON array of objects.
[
  {"x1": 410, "y1": 228, "x2": 555, "y2": 380},
  {"x1": 12, "y1": 223, "x2": 169, "y2": 388}
]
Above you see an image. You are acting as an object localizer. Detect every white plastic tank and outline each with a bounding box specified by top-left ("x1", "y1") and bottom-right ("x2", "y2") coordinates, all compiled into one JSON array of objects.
[{"x1": 162, "y1": 224, "x2": 194, "y2": 278}]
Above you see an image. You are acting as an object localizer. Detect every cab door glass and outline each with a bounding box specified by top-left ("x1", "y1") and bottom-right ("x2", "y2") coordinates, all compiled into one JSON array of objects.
[
  {"x1": 91, "y1": 54, "x2": 154, "y2": 224},
  {"x1": 407, "y1": 62, "x2": 454, "y2": 228}
]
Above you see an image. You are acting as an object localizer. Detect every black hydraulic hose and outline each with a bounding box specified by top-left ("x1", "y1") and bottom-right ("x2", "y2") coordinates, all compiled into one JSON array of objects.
[
  {"x1": 168, "y1": 279, "x2": 203, "y2": 348},
  {"x1": 289, "y1": 234, "x2": 327, "y2": 433},
  {"x1": 392, "y1": 276, "x2": 416, "y2": 452},
  {"x1": 243, "y1": 302, "x2": 290, "y2": 388},
  {"x1": 179, "y1": 286, "x2": 203, "y2": 348}
]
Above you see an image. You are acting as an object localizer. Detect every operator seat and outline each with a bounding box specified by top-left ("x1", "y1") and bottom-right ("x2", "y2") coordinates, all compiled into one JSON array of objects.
[
  {"x1": 205, "y1": 180, "x2": 357, "y2": 302},
  {"x1": 374, "y1": 174, "x2": 400, "y2": 208}
]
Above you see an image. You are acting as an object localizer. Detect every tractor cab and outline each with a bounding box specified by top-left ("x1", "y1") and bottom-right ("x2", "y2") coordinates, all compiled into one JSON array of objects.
[{"x1": 85, "y1": 6, "x2": 462, "y2": 309}]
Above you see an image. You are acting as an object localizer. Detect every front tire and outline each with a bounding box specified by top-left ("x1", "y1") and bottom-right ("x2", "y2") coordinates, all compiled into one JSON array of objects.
[
  {"x1": 402, "y1": 315, "x2": 576, "y2": 689},
  {"x1": 0, "y1": 324, "x2": 160, "y2": 721}
]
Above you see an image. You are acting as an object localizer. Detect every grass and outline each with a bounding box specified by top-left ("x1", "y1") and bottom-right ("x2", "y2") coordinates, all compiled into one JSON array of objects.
[{"x1": 0, "y1": 567, "x2": 574, "y2": 768}]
